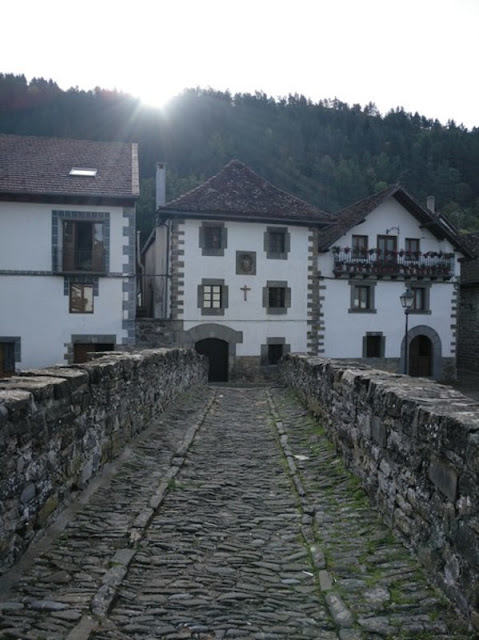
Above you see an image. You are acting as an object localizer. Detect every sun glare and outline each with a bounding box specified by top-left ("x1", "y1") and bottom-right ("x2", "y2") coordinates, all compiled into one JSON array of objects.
[{"x1": 137, "y1": 87, "x2": 177, "y2": 110}]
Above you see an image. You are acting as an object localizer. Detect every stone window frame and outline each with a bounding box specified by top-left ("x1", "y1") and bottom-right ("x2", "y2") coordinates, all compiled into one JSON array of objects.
[
  {"x1": 362, "y1": 332, "x2": 385, "y2": 358},
  {"x1": 263, "y1": 280, "x2": 291, "y2": 315},
  {"x1": 0, "y1": 336, "x2": 21, "y2": 375},
  {"x1": 410, "y1": 283, "x2": 432, "y2": 314},
  {"x1": 199, "y1": 221, "x2": 228, "y2": 257},
  {"x1": 264, "y1": 226, "x2": 291, "y2": 260},
  {"x1": 64, "y1": 276, "x2": 99, "y2": 314},
  {"x1": 349, "y1": 280, "x2": 377, "y2": 314},
  {"x1": 197, "y1": 278, "x2": 229, "y2": 316},
  {"x1": 52, "y1": 210, "x2": 110, "y2": 274},
  {"x1": 235, "y1": 251, "x2": 256, "y2": 276},
  {"x1": 260, "y1": 337, "x2": 291, "y2": 366}
]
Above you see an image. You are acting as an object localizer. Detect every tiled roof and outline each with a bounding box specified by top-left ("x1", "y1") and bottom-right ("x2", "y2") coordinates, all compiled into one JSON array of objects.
[
  {"x1": 459, "y1": 232, "x2": 479, "y2": 259},
  {"x1": 0, "y1": 134, "x2": 139, "y2": 201},
  {"x1": 159, "y1": 160, "x2": 333, "y2": 224},
  {"x1": 318, "y1": 183, "x2": 473, "y2": 256}
]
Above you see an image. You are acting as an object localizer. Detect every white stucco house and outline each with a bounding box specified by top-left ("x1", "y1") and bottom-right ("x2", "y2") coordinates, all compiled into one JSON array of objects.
[
  {"x1": 318, "y1": 186, "x2": 471, "y2": 380},
  {"x1": 142, "y1": 163, "x2": 470, "y2": 382},
  {"x1": 142, "y1": 160, "x2": 333, "y2": 380},
  {"x1": 0, "y1": 134, "x2": 139, "y2": 374}
]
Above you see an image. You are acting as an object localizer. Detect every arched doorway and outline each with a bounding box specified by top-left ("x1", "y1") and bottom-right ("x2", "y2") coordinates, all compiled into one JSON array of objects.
[
  {"x1": 409, "y1": 335, "x2": 432, "y2": 377},
  {"x1": 195, "y1": 338, "x2": 229, "y2": 382},
  {"x1": 401, "y1": 325, "x2": 442, "y2": 379}
]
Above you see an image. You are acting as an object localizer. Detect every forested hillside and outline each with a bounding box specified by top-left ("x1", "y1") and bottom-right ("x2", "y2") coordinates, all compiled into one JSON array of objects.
[{"x1": 1, "y1": 73, "x2": 478, "y2": 239}]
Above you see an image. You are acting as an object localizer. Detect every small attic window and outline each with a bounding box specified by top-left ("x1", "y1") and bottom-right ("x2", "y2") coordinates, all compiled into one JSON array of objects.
[{"x1": 69, "y1": 167, "x2": 97, "y2": 177}]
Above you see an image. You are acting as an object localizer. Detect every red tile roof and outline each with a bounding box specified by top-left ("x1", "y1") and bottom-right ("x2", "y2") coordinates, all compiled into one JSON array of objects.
[
  {"x1": 0, "y1": 134, "x2": 139, "y2": 202},
  {"x1": 159, "y1": 160, "x2": 333, "y2": 225}
]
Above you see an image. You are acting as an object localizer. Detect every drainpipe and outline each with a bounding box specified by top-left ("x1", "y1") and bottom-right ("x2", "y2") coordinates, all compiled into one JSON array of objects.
[
  {"x1": 155, "y1": 162, "x2": 170, "y2": 319},
  {"x1": 136, "y1": 230, "x2": 143, "y2": 310}
]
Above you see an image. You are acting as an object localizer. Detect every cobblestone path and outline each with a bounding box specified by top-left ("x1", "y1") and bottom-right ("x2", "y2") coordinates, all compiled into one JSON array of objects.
[{"x1": 0, "y1": 386, "x2": 473, "y2": 639}]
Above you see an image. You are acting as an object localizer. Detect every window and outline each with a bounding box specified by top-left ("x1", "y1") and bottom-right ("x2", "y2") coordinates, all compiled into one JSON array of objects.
[
  {"x1": 199, "y1": 222, "x2": 227, "y2": 256},
  {"x1": 204, "y1": 226, "x2": 222, "y2": 250},
  {"x1": 366, "y1": 336, "x2": 382, "y2": 357},
  {"x1": 0, "y1": 341, "x2": 15, "y2": 377},
  {"x1": 263, "y1": 281, "x2": 291, "y2": 314},
  {"x1": 352, "y1": 235, "x2": 368, "y2": 258},
  {"x1": 197, "y1": 279, "x2": 228, "y2": 315},
  {"x1": 69, "y1": 167, "x2": 97, "y2": 177},
  {"x1": 363, "y1": 333, "x2": 385, "y2": 358},
  {"x1": 405, "y1": 238, "x2": 420, "y2": 260},
  {"x1": 269, "y1": 231, "x2": 285, "y2": 254},
  {"x1": 203, "y1": 285, "x2": 222, "y2": 309},
  {"x1": 410, "y1": 285, "x2": 430, "y2": 313},
  {"x1": 70, "y1": 283, "x2": 94, "y2": 313},
  {"x1": 264, "y1": 227, "x2": 290, "y2": 259},
  {"x1": 62, "y1": 220, "x2": 105, "y2": 272},
  {"x1": 269, "y1": 287, "x2": 285, "y2": 308},
  {"x1": 377, "y1": 235, "x2": 397, "y2": 262},
  {"x1": 353, "y1": 285, "x2": 370, "y2": 309},
  {"x1": 349, "y1": 281, "x2": 376, "y2": 313}
]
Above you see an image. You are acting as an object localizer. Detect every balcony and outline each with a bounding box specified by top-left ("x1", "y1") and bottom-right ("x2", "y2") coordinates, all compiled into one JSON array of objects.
[
  {"x1": 54, "y1": 248, "x2": 107, "y2": 274},
  {"x1": 332, "y1": 248, "x2": 455, "y2": 280}
]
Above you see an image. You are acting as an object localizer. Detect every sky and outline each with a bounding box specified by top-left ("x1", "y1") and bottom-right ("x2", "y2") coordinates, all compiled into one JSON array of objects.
[{"x1": 2, "y1": 0, "x2": 478, "y2": 129}]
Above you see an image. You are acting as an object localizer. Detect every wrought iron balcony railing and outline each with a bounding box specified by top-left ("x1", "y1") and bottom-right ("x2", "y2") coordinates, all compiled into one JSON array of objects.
[
  {"x1": 53, "y1": 248, "x2": 107, "y2": 274},
  {"x1": 332, "y1": 248, "x2": 454, "y2": 280}
]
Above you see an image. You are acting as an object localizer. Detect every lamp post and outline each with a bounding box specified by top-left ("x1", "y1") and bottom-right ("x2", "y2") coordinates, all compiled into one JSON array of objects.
[{"x1": 400, "y1": 287, "x2": 414, "y2": 374}]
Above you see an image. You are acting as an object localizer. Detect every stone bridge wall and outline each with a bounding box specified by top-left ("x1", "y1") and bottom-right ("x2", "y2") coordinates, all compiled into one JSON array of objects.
[
  {"x1": 281, "y1": 354, "x2": 479, "y2": 625},
  {"x1": 0, "y1": 349, "x2": 207, "y2": 574}
]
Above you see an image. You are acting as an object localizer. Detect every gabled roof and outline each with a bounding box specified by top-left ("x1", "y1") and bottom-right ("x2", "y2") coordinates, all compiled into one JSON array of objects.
[
  {"x1": 158, "y1": 160, "x2": 333, "y2": 225},
  {"x1": 0, "y1": 134, "x2": 139, "y2": 203},
  {"x1": 318, "y1": 183, "x2": 473, "y2": 257}
]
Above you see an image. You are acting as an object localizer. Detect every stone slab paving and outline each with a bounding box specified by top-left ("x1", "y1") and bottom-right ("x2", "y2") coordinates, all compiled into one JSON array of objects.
[{"x1": 0, "y1": 384, "x2": 474, "y2": 639}]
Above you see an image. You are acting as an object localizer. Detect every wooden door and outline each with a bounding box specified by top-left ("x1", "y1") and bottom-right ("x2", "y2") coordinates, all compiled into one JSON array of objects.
[
  {"x1": 409, "y1": 335, "x2": 432, "y2": 377},
  {"x1": 73, "y1": 343, "x2": 114, "y2": 364}
]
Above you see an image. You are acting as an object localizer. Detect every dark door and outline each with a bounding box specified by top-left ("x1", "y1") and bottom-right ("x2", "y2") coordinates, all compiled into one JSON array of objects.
[
  {"x1": 73, "y1": 343, "x2": 114, "y2": 364},
  {"x1": 195, "y1": 338, "x2": 229, "y2": 382},
  {"x1": 409, "y1": 335, "x2": 432, "y2": 377},
  {"x1": 0, "y1": 342, "x2": 15, "y2": 378}
]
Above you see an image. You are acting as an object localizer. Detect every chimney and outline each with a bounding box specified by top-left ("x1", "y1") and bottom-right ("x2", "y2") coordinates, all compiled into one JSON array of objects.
[
  {"x1": 426, "y1": 195, "x2": 435, "y2": 214},
  {"x1": 156, "y1": 162, "x2": 166, "y2": 209}
]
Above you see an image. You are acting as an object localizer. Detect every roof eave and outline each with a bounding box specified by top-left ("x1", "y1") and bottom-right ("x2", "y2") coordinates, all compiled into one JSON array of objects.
[
  {"x1": 0, "y1": 191, "x2": 138, "y2": 206},
  {"x1": 156, "y1": 208, "x2": 331, "y2": 227}
]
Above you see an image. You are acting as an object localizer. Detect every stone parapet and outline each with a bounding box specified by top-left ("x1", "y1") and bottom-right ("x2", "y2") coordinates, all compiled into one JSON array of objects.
[
  {"x1": 280, "y1": 354, "x2": 479, "y2": 626},
  {"x1": 0, "y1": 349, "x2": 207, "y2": 574}
]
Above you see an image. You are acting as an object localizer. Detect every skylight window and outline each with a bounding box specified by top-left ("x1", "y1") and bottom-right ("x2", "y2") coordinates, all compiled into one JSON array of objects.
[{"x1": 69, "y1": 167, "x2": 97, "y2": 177}]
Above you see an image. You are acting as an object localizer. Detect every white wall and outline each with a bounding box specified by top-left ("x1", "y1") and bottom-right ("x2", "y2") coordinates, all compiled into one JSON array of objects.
[
  {"x1": 318, "y1": 197, "x2": 460, "y2": 361},
  {"x1": 0, "y1": 201, "x2": 130, "y2": 370},
  {"x1": 181, "y1": 219, "x2": 311, "y2": 355}
]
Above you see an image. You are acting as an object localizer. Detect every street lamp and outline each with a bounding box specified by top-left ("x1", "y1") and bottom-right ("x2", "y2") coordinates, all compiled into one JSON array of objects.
[{"x1": 400, "y1": 287, "x2": 414, "y2": 374}]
